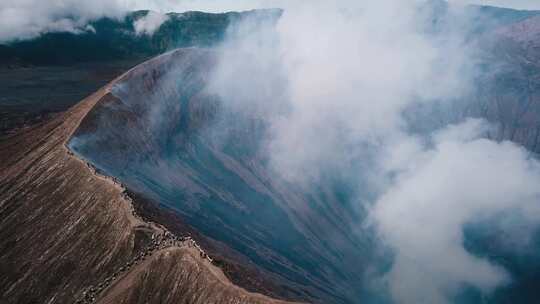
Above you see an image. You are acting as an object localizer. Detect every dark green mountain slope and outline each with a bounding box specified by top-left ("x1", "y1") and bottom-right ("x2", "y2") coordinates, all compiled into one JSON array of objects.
[{"x1": 1, "y1": 9, "x2": 280, "y2": 66}]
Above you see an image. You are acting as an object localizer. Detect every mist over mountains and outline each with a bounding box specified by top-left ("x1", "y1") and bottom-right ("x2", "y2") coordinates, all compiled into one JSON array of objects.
[
  {"x1": 0, "y1": 9, "x2": 281, "y2": 66},
  {"x1": 65, "y1": 1, "x2": 540, "y2": 303},
  {"x1": 3, "y1": 1, "x2": 540, "y2": 304}
]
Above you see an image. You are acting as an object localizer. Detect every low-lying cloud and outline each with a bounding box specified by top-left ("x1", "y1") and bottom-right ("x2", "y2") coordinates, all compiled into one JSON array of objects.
[
  {"x1": 3, "y1": 0, "x2": 540, "y2": 43},
  {"x1": 0, "y1": 0, "x2": 287, "y2": 43},
  {"x1": 0, "y1": 0, "x2": 125, "y2": 42},
  {"x1": 134, "y1": 11, "x2": 169, "y2": 35}
]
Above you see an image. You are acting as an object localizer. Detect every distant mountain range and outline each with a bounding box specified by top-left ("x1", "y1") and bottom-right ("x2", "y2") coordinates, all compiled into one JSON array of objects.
[
  {"x1": 1, "y1": 2, "x2": 539, "y2": 67},
  {"x1": 0, "y1": 9, "x2": 280, "y2": 136},
  {"x1": 0, "y1": 9, "x2": 281, "y2": 67}
]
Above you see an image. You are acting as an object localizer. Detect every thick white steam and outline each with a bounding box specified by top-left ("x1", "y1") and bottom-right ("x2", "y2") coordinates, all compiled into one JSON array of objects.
[
  {"x1": 209, "y1": 1, "x2": 540, "y2": 303},
  {"x1": 373, "y1": 119, "x2": 540, "y2": 303}
]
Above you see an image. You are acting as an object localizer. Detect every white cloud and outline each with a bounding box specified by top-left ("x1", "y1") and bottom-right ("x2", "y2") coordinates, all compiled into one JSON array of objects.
[
  {"x1": 2, "y1": 0, "x2": 539, "y2": 43},
  {"x1": 372, "y1": 119, "x2": 540, "y2": 303},
  {"x1": 0, "y1": 0, "x2": 280, "y2": 43},
  {"x1": 208, "y1": 0, "x2": 540, "y2": 303},
  {"x1": 133, "y1": 11, "x2": 169, "y2": 35},
  {"x1": 212, "y1": 0, "x2": 473, "y2": 182},
  {"x1": 0, "y1": 0, "x2": 125, "y2": 42}
]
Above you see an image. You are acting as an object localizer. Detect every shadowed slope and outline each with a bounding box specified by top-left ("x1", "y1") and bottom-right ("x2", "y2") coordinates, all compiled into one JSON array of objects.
[
  {"x1": 0, "y1": 60, "x2": 298, "y2": 304},
  {"x1": 67, "y1": 17, "x2": 540, "y2": 302},
  {"x1": 69, "y1": 48, "x2": 376, "y2": 304}
]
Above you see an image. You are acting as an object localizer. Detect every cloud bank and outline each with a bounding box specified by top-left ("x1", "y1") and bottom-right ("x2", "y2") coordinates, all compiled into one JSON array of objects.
[
  {"x1": 2, "y1": 0, "x2": 540, "y2": 43},
  {"x1": 0, "y1": 0, "x2": 287, "y2": 43},
  {"x1": 209, "y1": 0, "x2": 540, "y2": 303},
  {"x1": 134, "y1": 11, "x2": 169, "y2": 35},
  {"x1": 0, "y1": 0, "x2": 125, "y2": 42}
]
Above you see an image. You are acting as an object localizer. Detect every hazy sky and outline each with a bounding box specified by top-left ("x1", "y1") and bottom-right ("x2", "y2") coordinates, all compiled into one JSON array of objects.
[{"x1": 125, "y1": 0, "x2": 540, "y2": 12}]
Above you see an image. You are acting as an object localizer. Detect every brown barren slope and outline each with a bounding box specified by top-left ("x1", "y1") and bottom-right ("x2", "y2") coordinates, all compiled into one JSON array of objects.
[{"x1": 0, "y1": 53, "x2": 298, "y2": 304}]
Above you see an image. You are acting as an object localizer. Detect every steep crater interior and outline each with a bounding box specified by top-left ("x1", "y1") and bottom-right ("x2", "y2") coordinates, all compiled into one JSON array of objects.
[{"x1": 68, "y1": 47, "x2": 540, "y2": 304}]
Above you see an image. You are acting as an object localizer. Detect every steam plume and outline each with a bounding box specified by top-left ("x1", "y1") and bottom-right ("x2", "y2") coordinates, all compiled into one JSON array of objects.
[{"x1": 209, "y1": 1, "x2": 540, "y2": 303}]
